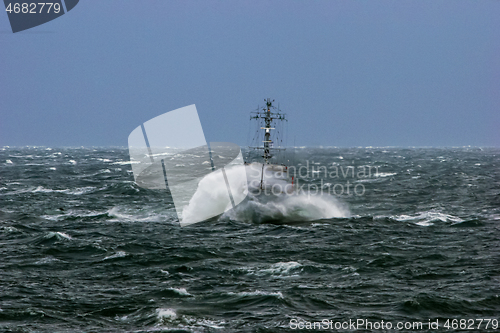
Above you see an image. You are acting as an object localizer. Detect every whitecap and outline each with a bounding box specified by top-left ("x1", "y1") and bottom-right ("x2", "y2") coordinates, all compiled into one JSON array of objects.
[
  {"x1": 228, "y1": 290, "x2": 284, "y2": 299},
  {"x1": 260, "y1": 261, "x2": 302, "y2": 276},
  {"x1": 167, "y1": 287, "x2": 192, "y2": 296},
  {"x1": 116, "y1": 315, "x2": 128, "y2": 322},
  {"x1": 33, "y1": 186, "x2": 52, "y2": 193},
  {"x1": 156, "y1": 308, "x2": 177, "y2": 322},
  {"x1": 0, "y1": 226, "x2": 19, "y2": 233},
  {"x1": 355, "y1": 178, "x2": 379, "y2": 183},
  {"x1": 41, "y1": 209, "x2": 108, "y2": 221},
  {"x1": 394, "y1": 212, "x2": 463, "y2": 226},
  {"x1": 45, "y1": 231, "x2": 72, "y2": 240},
  {"x1": 374, "y1": 172, "x2": 396, "y2": 178},
  {"x1": 311, "y1": 222, "x2": 329, "y2": 227},
  {"x1": 65, "y1": 187, "x2": 96, "y2": 195},
  {"x1": 415, "y1": 221, "x2": 434, "y2": 226},
  {"x1": 35, "y1": 256, "x2": 61, "y2": 265},
  {"x1": 113, "y1": 160, "x2": 139, "y2": 165},
  {"x1": 103, "y1": 251, "x2": 127, "y2": 260},
  {"x1": 107, "y1": 206, "x2": 175, "y2": 223},
  {"x1": 240, "y1": 261, "x2": 303, "y2": 278},
  {"x1": 189, "y1": 318, "x2": 226, "y2": 329},
  {"x1": 32, "y1": 186, "x2": 96, "y2": 195},
  {"x1": 223, "y1": 190, "x2": 350, "y2": 224}
]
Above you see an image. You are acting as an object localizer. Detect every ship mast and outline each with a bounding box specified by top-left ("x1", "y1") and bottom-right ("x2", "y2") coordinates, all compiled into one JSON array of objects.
[
  {"x1": 263, "y1": 98, "x2": 273, "y2": 164},
  {"x1": 249, "y1": 98, "x2": 287, "y2": 165}
]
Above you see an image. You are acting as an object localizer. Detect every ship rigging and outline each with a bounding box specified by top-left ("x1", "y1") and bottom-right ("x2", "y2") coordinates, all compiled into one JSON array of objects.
[
  {"x1": 247, "y1": 98, "x2": 290, "y2": 190},
  {"x1": 248, "y1": 98, "x2": 287, "y2": 164}
]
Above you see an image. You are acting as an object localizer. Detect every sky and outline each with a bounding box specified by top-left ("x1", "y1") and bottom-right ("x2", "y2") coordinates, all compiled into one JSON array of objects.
[{"x1": 0, "y1": 0, "x2": 499, "y2": 147}]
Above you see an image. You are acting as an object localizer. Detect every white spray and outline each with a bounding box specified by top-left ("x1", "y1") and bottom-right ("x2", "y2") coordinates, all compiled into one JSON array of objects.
[{"x1": 181, "y1": 164, "x2": 350, "y2": 224}]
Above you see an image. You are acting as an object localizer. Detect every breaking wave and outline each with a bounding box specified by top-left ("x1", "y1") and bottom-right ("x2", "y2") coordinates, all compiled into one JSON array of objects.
[{"x1": 182, "y1": 164, "x2": 350, "y2": 225}]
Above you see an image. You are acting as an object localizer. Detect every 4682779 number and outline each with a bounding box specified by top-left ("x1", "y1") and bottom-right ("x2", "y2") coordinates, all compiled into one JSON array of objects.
[
  {"x1": 5, "y1": 2, "x2": 62, "y2": 14},
  {"x1": 444, "y1": 318, "x2": 499, "y2": 330}
]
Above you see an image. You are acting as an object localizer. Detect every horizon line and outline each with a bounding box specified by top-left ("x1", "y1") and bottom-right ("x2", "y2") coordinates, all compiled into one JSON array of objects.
[{"x1": 1, "y1": 145, "x2": 499, "y2": 149}]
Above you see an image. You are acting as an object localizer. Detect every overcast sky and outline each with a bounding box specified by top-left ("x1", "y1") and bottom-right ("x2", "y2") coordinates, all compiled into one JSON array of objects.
[{"x1": 0, "y1": 0, "x2": 499, "y2": 147}]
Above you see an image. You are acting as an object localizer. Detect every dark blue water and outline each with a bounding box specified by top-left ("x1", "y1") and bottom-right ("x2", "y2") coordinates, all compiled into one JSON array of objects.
[{"x1": 1, "y1": 147, "x2": 499, "y2": 332}]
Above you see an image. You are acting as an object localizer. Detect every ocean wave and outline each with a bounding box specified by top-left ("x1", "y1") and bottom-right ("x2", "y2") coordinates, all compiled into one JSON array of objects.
[
  {"x1": 156, "y1": 308, "x2": 177, "y2": 322},
  {"x1": 450, "y1": 219, "x2": 485, "y2": 227},
  {"x1": 35, "y1": 256, "x2": 63, "y2": 265},
  {"x1": 112, "y1": 160, "x2": 139, "y2": 165},
  {"x1": 401, "y1": 293, "x2": 499, "y2": 315},
  {"x1": 0, "y1": 226, "x2": 20, "y2": 233},
  {"x1": 227, "y1": 194, "x2": 350, "y2": 224},
  {"x1": 393, "y1": 212, "x2": 463, "y2": 226},
  {"x1": 155, "y1": 308, "x2": 226, "y2": 329},
  {"x1": 107, "y1": 206, "x2": 176, "y2": 223},
  {"x1": 179, "y1": 164, "x2": 350, "y2": 225},
  {"x1": 48, "y1": 231, "x2": 72, "y2": 240},
  {"x1": 259, "y1": 261, "x2": 302, "y2": 276},
  {"x1": 228, "y1": 290, "x2": 284, "y2": 299},
  {"x1": 32, "y1": 186, "x2": 97, "y2": 195},
  {"x1": 374, "y1": 172, "x2": 397, "y2": 178},
  {"x1": 35, "y1": 231, "x2": 73, "y2": 244},
  {"x1": 41, "y1": 209, "x2": 110, "y2": 222},
  {"x1": 101, "y1": 251, "x2": 127, "y2": 261},
  {"x1": 95, "y1": 158, "x2": 112, "y2": 163},
  {"x1": 355, "y1": 178, "x2": 381, "y2": 183},
  {"x1": 165, "y1": 287, "x2": 192, "y2": 296},
  {"x1": 239, "y1": 261, "x2": 303, "y2": 278},
  {"x1": 103, "y1": 251, "x2": 127, "y2": 261}
]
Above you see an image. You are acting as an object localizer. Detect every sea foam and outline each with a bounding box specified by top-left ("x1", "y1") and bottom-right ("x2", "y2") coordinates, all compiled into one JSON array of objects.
[{"x1": 181, "y1": 164, "x2": 350, "y2": 225}]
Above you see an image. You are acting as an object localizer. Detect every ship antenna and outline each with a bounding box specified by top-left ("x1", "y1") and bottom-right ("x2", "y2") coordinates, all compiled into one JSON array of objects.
[{"x1": 263, "y1": 98, "x2": 273, "y2": 164}]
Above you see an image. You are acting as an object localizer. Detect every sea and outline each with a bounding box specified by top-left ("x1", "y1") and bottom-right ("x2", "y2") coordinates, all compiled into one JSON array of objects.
[{"x1": 1, "y1": 146, "x2": 499, "y2": 332}]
